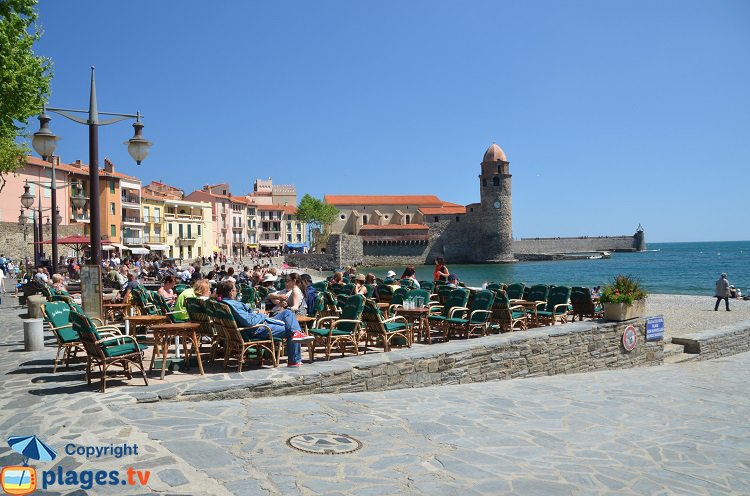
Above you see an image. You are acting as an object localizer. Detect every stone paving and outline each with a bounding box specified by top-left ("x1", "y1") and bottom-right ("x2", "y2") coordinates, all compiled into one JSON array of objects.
[{"x1": 1, "y1": 297, "x2": 749, "y2": 494}]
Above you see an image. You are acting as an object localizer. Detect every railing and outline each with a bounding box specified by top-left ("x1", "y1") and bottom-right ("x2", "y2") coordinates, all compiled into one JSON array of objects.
[
  {"x1": 143, "y1": 235, "x2": 165, "y2": 243},
  {"x1": 164, "y1": 213, "x2": 202, "y2": 220},
  {"x1": 122, "y1": 216, "x2": 142, "y2": 223},
  {"x1": 143, "y1": 215, "x2": 161, "y2": 223},
  {"x1": 176, "y1": 237, "x2": 197, "y2": 245},
  {"x1": 121, "y1": 194, "x2": 140, "y2": 204},
  {"x1": 123, "y1": 236, "x2": 143, "y2": 244}
]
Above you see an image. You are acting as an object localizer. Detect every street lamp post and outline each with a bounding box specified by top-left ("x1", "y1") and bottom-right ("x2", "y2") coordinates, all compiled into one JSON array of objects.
[
  {"x1": 32, "y1": 66, "x2": 152, "y2": 267},
  {"x1": 20, "y1": 180, "x2": 62, "y2": 267}
]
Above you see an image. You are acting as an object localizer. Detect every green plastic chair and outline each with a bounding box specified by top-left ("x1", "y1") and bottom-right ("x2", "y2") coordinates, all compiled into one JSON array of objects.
[
  {"x1": 537, "y1": 286, "x2": 572, "y2": 326},
  {"x1": 70, "y1": 311, "x2": 148, "y2": 392},
  {"x1": 444, "y1": 290, "x2": 496, "y2": 339},
  {"x1": 309, "y1": 294, "x2": 365, "y2": 360},
  {"x1": 418, "y1": 281, "x2": 434, "y2": 292},
  {"x1": 312, "y1": 281, "x2": 329, "y2": 293}
]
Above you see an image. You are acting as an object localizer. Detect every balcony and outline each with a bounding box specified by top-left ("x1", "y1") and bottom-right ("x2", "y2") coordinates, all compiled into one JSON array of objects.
[
  {"x1": 122, "y1": 215, "x2": 142, "y2": 224},
  {"x1": 143, "y1": 215, "x2": 162, "y2": 223},
  {"x1": 70, "y1": 211, "x2": 90, "y2": 223},
  {"x1": 123, "y1": 236, "x2": 143, "y2": 245},
  {"x1": 143, "y1": 234, "x2": 166, "y2": 243},
  {"x1": 232, "y1": 225, "x2": 244, "y2": 230},
  {"x1": 164, "y1": 212, "x2": 202, "y2": 221},
  {"x1": 121, "y1": 194, "x2": 140, "y2": 205},
  {"x1": 176, "y1": 237, "x2": 197, "y2": 245}
]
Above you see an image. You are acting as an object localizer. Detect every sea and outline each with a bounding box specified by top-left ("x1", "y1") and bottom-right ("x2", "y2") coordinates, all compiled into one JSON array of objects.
[{"x1": 368, "y1": 241, "x2": 750, "y2": 296}]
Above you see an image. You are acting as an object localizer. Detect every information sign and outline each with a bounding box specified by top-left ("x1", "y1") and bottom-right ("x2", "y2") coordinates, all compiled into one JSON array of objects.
[
  {"x1": 622, "y1": 325, "x2": 638, "y2": 352},
  {"x1": 646, "y1": 316, "x2": 665, "y2": 341},
  {"x1": 80, "y1": 265, "x2": 103, "y2": 319}
]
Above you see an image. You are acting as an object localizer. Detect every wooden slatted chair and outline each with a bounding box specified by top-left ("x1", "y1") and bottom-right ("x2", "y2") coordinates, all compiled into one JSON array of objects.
[
  {"x1": 209, "y1": 300, "x2": 281, "y2": 371},
  {"x1": 444, "y1": 289, "x2": 496, "y2": 340},
  {"x1": 361, "y1": 300, "x2": 412, "y2": 352},
  {"x1": 491, "y1": 290, "x2": 528, "y2": 333},
  {"x1": 309, "y1": 294, "x2": 365, "y2": 360},
  {"x1": 70, "y1": 311, "x2": 148, "y2": 393},
  {"x1": 536, "y1": 286, "x2": 572, "y2": 326}
]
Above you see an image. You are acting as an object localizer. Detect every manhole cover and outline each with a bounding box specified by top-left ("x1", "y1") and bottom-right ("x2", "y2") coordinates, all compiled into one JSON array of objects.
[{"x1": 286, "y1": 433, "x2": 363, "y2": 455}]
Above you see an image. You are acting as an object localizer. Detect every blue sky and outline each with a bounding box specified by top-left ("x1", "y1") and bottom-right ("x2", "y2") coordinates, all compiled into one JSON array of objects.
[{"x1": 31, "y1": 1, "x2": 750, "y2": 243}]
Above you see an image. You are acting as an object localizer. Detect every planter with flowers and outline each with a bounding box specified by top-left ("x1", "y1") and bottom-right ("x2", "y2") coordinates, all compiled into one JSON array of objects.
[{"x1": 600, "y1": 275, "x2": 647, "y2": 321}]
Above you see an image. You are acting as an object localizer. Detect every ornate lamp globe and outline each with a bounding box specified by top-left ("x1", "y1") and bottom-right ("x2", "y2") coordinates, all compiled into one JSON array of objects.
[
  {"x1": 124, "y1": 117, "x2": 152, "y2": 165},
  {"x1": 31, "y1": 113, "x2": 60, "y2": 159},
  {"x1": 18, "y1": 209, "x2": 29, "y2": 225},
  {"x1": 20, "y1": 182, "x2": 35, "y2": 209}
]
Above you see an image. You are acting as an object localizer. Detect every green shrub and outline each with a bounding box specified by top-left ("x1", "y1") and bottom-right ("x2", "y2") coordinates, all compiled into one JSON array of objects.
[{"x1": 599, "y1": 275, "x2": 647, "y2": 304}]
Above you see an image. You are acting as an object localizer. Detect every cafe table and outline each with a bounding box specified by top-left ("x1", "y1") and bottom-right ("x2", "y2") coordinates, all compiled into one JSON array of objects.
[
  {"x1": 102, "y1": 302, "x2": 130, "y2": 324},
  {"x1": 295, "y1": 315, "x2": 317, "y2": 363},
  {"x1": 395, "y1": 307, "x2": 431, "y2": 343},
  {"x1": 149, "y1": 322, "x2": 204, "y2": 379}
]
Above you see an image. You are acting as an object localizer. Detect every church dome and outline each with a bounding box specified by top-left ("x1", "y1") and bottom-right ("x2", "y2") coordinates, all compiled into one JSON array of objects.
[{"x1": 482, "y1": 143, "x2": 507, "y2": 163}]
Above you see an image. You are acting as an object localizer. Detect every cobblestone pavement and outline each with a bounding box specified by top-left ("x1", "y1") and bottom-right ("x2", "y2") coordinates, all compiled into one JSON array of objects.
[{"x1": 1, "y1": 299, "x2": 749, "y2": 494}]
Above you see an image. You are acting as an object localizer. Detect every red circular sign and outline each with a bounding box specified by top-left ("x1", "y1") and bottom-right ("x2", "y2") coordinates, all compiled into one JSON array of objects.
[{"x1": 622, "y1": 325, "x2": 638, "y2": 352}]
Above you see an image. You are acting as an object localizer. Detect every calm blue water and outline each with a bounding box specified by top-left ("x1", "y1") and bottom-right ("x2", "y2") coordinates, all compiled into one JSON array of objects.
[{"x1": 368, "y1": 241, "x2": 750, "y2": 296}]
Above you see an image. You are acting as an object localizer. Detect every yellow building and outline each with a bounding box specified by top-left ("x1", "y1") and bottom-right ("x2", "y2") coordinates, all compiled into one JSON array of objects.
[
  {"x1": 164, "y1": 198, "x2": 213, "y2": 262},
  {"x1": 141, "y1": 192, "x2": 167, "y2": 254}
]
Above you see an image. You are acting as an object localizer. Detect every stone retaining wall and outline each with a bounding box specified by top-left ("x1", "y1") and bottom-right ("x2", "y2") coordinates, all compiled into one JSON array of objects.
[
  {"x1": 671, "y1": 321, "x2": 750, "y2": 359},
  {"x1": 513, "y1": 235, "x2": 643, "y2": 254},
  {"x1": 136, "y1": 316, "x2": 664, "y2": 403},
  {"x1": 0, "y1": 221, "x2": 83, "y2": 262}
]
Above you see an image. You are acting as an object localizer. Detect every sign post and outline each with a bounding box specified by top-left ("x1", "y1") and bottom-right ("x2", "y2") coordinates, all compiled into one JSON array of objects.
[{"x1": 80, "y1": 265, "x2": 103, "y2": 319}]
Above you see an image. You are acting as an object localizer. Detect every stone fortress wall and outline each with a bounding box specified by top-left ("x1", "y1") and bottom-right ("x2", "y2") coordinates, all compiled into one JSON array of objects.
[{"x1": 0, "y1": 221, "x2": 83, "y2": 263}]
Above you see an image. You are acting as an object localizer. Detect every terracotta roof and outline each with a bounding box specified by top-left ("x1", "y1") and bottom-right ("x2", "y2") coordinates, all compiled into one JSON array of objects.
[
  {"x1": 359, "y1": 224, "x2": 429, "y2": 231},
  {"x1": 25, "y1": 156, "x2": 140, "y2": 181},
  {"x1": 325, "y1": 195, "x2": 446, "y2": 206},
  {"x1": 482, "y1": 143, "x2": 507, "y2": 163},
  {"x1": 419, "y1": 205, "x2": 466, "y2": 215},
  {"x1": 281, "y1": 205, "x2": 297, "y2": 214},
  {"x1": 141, "y1": 191, "x2": 166, "y2": 202}
]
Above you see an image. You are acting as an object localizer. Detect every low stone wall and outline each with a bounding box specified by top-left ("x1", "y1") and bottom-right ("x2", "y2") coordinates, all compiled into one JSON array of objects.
[
  {"x1": 671, "y1": 321, "x2": 750, "y2": 359},
  {"x1": 513, "y1": 235, "x2": 643, "y2": 254},
  {"x1": 285, "y1": 253, "x2": 335, "y2": 271},
  {"x1": 135, "y1": 316, "x2": 664, "y2": 403}
]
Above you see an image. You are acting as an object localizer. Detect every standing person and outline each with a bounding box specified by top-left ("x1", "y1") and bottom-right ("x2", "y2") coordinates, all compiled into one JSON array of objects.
[
  {"x1": 714, "y1": 273, "x2": 731, "y2": 311},
  {"x1": 433, "y1": 257, "x2": 449, "y2": 283},
  {"x1": 216, "y1": 280, "x2": 308, "y2": 367}
]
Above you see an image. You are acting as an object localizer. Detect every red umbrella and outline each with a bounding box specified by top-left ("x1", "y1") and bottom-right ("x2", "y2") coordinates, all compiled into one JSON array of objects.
[{"x1": 35, "y1": 236, "x2": 111, "y2": 257}]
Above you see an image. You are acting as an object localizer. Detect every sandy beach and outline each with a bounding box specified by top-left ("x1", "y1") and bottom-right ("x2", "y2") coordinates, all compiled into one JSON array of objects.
[{"x1": 646, "y1": 293, "x2": 750, "y2": 340}]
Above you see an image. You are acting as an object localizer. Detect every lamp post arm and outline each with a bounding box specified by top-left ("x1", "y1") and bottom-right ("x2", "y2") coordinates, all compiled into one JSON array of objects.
[{"x1": 46, "y1": 107, "x2": 142, "y2": 126}]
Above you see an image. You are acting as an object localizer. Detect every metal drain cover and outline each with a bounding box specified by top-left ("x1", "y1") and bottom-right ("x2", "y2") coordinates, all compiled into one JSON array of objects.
[{"x1": 286, "y1": 433, "x2": 363, "y2": 455}]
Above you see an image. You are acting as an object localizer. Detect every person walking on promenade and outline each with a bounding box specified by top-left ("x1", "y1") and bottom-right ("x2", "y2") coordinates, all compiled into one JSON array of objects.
[{"x1": 714, "y1": 272, "x2": 731, "y2": 311}]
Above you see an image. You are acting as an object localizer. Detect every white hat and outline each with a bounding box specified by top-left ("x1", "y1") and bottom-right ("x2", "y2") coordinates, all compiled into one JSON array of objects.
[
  {"x1": 262, "y1": 274, "x2": 278, "y2": 283},
  {"x1": 386, "y1": 270, "x2": 397, "y2": 278}
]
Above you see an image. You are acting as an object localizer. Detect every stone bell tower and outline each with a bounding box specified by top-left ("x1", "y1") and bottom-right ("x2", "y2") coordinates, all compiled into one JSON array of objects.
[{"x1": 478, "y1": 143, "x2": 515, "y2": 262}]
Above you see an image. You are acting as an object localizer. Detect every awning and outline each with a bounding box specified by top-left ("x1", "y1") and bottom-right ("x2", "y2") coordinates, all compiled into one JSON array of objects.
[
  {"x1": 285, "y1": 243, "x2": 309, "y2": 249},
  {"x1": 127, "y1": 247, "x2": 150, "y2": 254},
  {"x1": 246, "y1": 244, "x2": 258, "y2": 248},
  {"x1": 108, "y1": 243, "x2": 126, "y2": 250},
  {"x1": 102, "y1": 245, "x2": 116, "y2": 251},
  {"x1": 145, "y1": 244, "x2": 170, "y2": 251}
]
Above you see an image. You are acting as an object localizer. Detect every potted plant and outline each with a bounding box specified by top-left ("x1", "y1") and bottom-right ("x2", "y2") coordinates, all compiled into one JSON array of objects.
[{"x1": 599, "y1": 274, "x2": 647, "y2": 321}]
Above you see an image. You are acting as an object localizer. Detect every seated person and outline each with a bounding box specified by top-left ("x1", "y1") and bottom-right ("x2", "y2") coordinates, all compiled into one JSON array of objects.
[
  {"x1": 119, "y1": 273, "x2": 139, "y2": 302},
  {"x1": 216, "y1": 281, "x2": 309, "y2": 367},
  {"x1": 352, "y1": 273, "x2": 369, "y2": 296},
  {"x1": 384, "y1": 270, "x2": 400, "y2": 291},
  {"x1": 446, "y1": 274, "x2": 459, "y2": 288},
  {"x1": 729, "y1": 285, "x2": 738, "y2": 299},
  {"x1": 329, "y1": 271, "x2": 345, "y2": 289},
  {"x1": 158, "y1": 275, "x2": 177, "y2": 306},
  {"x1": 51, "y1": 273, "x2": 67, "y2": 292},
  {"x1": 173, "y1": 279, "x2": 211, "y2": 321},
  {"x1": 400, "y1": 266, "x2": 421, "y2": 289},
  {"x1": 269, "y1": 273, "x2": 306, "y2": 316},
  {"x1": 365, "y1": 273, "x2": 379, "y2": 300}
]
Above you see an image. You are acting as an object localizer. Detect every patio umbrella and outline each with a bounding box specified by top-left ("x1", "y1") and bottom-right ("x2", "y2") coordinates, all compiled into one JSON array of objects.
[
  {"x1": 7, "y1": 435, "x2": 57, "y2": 465},
  {"x1": 37, "y1": 236, "x2": 111, "y2": 259}
]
